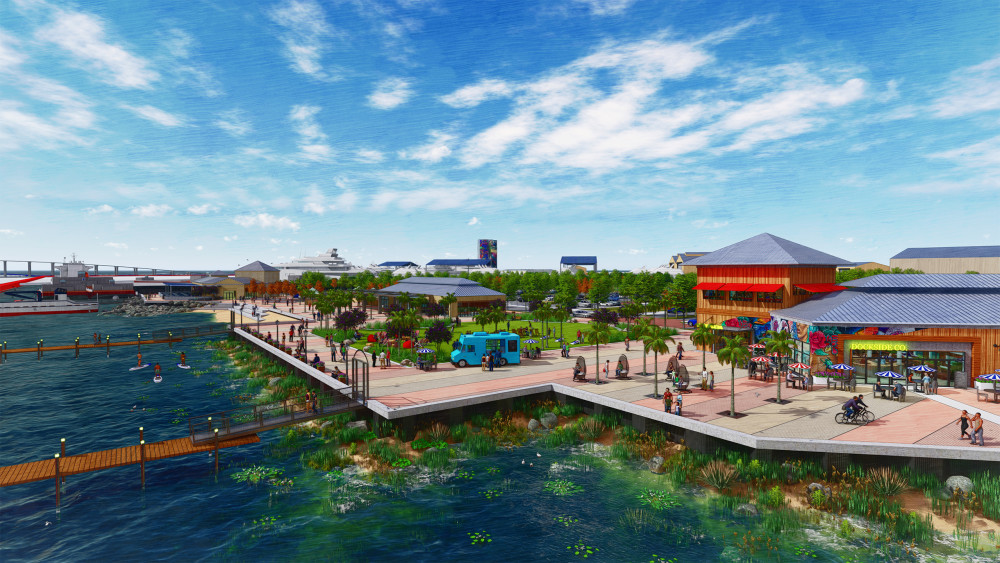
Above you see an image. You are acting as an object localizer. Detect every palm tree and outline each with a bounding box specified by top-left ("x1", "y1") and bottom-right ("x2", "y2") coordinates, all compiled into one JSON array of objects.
[
  {"x1": 551, "y1": 307, "x2": 570, "y2": 343},
  {"x1": 534, "y1": 306, "x2": 551, "y2": 347},
  {"x1": 717, "y1": 335, "x2": 750, "y2": 417},
  {"x1": 635, "y1": 318, "x2": 652, "y2": 375},
  {"x1": 438, "y1": 292, "x2": 458, "y2": 319},
  {"x1": 397, "y1": 291, "x2": 413, "y2": 310},
  {"x1": 644, "y1": 326, "x2": 673, "y2": 397},
  {"x1": 473, "y1": 310, "x2": 490, "y2": 332},
  {"x1": 585, "y1": 322, "x2": 613, "y2": 384},
  {"x1": 690, "y1": 323, "x2": 716, "y2": 373},
  {"x1": 762, "y1": 329, "x2": 796, "y2": 404}
]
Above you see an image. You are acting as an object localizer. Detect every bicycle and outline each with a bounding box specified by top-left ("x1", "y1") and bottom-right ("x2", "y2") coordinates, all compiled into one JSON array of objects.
[{"x1": 835, "y1": 406, "x2": 874, "y2": 425}]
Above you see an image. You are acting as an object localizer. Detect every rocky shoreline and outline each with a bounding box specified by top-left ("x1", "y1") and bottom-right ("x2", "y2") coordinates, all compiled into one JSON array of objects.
[{"x1": 99, "y1": 298, "x2": 210, "y2": 317}]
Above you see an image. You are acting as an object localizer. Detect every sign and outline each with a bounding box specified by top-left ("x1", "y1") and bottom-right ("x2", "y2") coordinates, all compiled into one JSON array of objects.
[
  {"x1": 707, "y1": 324, "x2": 724, "y2": 330},
  {"x1": 849, "y1": 340, "x2": 908, "y2": 351},
  {"x1": 724, "y1": 318, "x2": 751, "y2": 329}
]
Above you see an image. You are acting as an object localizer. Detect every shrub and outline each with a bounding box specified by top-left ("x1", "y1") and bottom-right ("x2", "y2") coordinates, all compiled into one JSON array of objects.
[
  {"x1": 450, "y1": 424, "x2": 469, "y2": 442},
  {"x1": 557, "y1": 402, "x2": 582, "y2": 417},
  {"x1": 463, "y1": 433, "x2": 497, "y2": 457},
  {"x1": 758, "y1": 486, "x2": 785, "y2": 508},
  {"x1": 809, "y1": 489, "x2": 827, "y2": 508},
  {"x1": 425, "y1": 422, "x2": 451, "y2": 443},
  {"x1": 576, "y1": 418, "x2": 605, "y2": 442},
  {"x1": 700, "y1": 460, "x2": 737, "y2": 491},
  {"x1": 868, "y1": 467, "x2": 907, "y2": 497}
]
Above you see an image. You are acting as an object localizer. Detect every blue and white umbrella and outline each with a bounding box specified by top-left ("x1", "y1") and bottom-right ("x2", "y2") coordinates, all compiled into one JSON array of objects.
[
  {"x1": 829, "y1": 363, "x2": 855, "y2": 371},
  {"x1": 524, "y1": 339, "x2": 538, "y2": 344},
  {"x1": 875, "y1": 370, "x2": 904, "y2": 379},
  {"x1": 908, "y1": 365, "x2": 936, "y2": 373},
  {"x1": 571, "y1": 340, "x2": 581, "y2": 345},
  {"x1": 978, "y1": 373, "x2": 1000, "y2": 381},
  {"x1": 416, "y1": 348, "x2": 435, "y2": 354}
]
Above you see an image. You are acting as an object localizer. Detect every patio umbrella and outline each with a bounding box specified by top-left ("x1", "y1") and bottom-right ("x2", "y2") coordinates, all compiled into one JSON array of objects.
[
  {"x1": 875, "y1": 370, "x2": 904, "y2": 379},
  {"x1": 787, "y1": 363, "x2": 810, "y2": 370},
  {"x1": 978, "y1": 373, "x2": 1000, "y2": 381},
  {"x1": 908, "y1": 365, "x2": 936, "y2": 373},
  {"x1": 750, "y1": 356, "x2": 771, "y2": 363},
  {"x1": 748, "y1": 343, "x2": 766, "y2": 350},
  {"x1": 416, "y1": 348, "x2": 435, "y2": 354},
  {"x1": 829, "y1": 363, "x2": 855, "y2": 371},
  {"x1": 524, "y1": 339, "x2": 538, "y2": 344}
]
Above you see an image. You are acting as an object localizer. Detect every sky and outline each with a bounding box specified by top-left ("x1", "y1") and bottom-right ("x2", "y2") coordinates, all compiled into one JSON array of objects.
[{"x1": 1, "y1": 0, "x2": 998, "y2": 271}]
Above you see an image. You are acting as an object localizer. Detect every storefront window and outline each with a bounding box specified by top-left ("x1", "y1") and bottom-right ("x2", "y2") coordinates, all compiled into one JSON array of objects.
[
  {"x1": 729, "y1": 291, "x2": 753, "y2": 302},
  {"x1": 756, "y1": 290, "x2": 782, "y2": 303},
  {"x1": 850, "y1": 349, "x2": 963, "y2": 387},
  {"x1": 703, "y1": 290, "x2": 726, "y2": 300},
  {"x1": 792, "y1": 287, "x2": 811, "y2": 296}
]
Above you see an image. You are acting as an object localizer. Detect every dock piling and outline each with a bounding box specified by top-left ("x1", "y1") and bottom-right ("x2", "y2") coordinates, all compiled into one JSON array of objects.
[
  {"x1": 54, "y1": 454, "x2": 60, "y2": 506},
  {"x1": 75, "y1": 338, "x2": 79, "y2": 358},
  {"x1": 213, "y1": 429, "x2": 219, "y2": 473},
  {"x1": 60, "y1": 438, "x2": 66, "y2": 483},
  {"x1": 140, "y1": 439, "x2": 146, "y2": 487}
]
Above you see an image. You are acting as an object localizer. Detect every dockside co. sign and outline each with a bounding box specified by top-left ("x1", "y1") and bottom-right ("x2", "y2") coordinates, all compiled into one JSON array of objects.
[{"x1": 849, "y1": 340, "x2": 909, "y2": 351}]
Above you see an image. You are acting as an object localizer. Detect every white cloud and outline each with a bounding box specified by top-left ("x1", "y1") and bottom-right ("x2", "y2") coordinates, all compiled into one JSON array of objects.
[
  {"x1": 399, "y1": 130, "x2": 454, "y2": 162},
  {"x1": 268, "y1": 0, "x2": 337, "y2": 80},
  {"x1": 289, "y1": 105, "x2": 332, "y2": 161},
  {"x1": 233, "y1": 213, "x2": 301, "y2": 231},
  {"x1": 187, "y1": 204, "x2": 218, "y2": 215},
  {"x1": 223, "y1": 235, "x2": 238, "y2": 242},
  {"x1": 928, "y1": 135, "x2": 1000, "y2": 169},
  {"x1": 0, "y1": 228, "x2": 24, "y2": 236},
  {"x1": 932, "y1": 55, "x2": 1000, "y2": 118},
  {"x1": 35, "y1": 10, "x2": 159, "y2": 89},
  {"x1": 691, "y1": 219, "x2": 730, "y2": 229},
  {"x1": 0, "y1": 30, "x2": 27, "y2": 71},
  {"x1": 130, "y1": 203, "x2": 172, "y2": 217},
  {"x1": 215, "y1": 109, "x2": 252, "y2": 137},
  {"x1": 467, "y1": 217, "x2": 480, "y2": 226},
  {"x1": 617, "y1": 248, "x2": 647, "y2": 255},
  {"x1": 439, "y1": 79, "x2": 512, "y2": 108},
  {"x1": 356, "y1": 148, "x2": 385, "y2": 162},
  {"x1": 104, "y1": 242, "x2": 128, "y2": 249},
  {"x1": 86, "y1": 204, "x2": 115, "y2": 214},
  {"x1": 301, "y1": 185, "x2": 357, "y2": 214},
  {"x1": 121, "y1": 104, "x2": 186, "y2": 127},
  {"x1": 195, "y1": 245, "x2": 204, "y2": 251},
  {"x1": 368, "y1": 78, "x2": 414, "y2": 109},
  {"x1": 160, "y1": 28, "x2": 222, "y2": 97},
  {"x1": 574, "y1": 0, "x2": 637, "y2": 16},
  {"x1": 0, "y1": 100, "x2": 88, "y2": 151},
  {"x1": 840, "y1": 237, "x2": 854, "y2": 244}
]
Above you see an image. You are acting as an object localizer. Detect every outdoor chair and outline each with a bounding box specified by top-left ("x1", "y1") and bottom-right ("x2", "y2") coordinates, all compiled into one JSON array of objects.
[
  {"x1": 614, "y1": 354, "x2": 630, "y2": 380},
  {"x1": 676, "y1": 366, "x2": 691, "y2": 393},
  {"x1": 573, "y1": 356, "x2": 588, "y2": 382},
  {"x1": 872, "y1": 383, "x2": 891, "y2": 400},
  {"x1": 891, "y1": 387, "x2": 907, "y2": 402}
]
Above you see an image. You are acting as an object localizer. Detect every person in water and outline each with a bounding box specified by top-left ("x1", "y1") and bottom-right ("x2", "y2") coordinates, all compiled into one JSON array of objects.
[
  {"x1": 180, "y1": 352, "x2": 187, "y2": 366},
  {"x1": 154, "y1": 363, "x2": 161, "y2": 376},
  {"x1": 137, "y1": 352, "x2": 143, "y2": 367}
]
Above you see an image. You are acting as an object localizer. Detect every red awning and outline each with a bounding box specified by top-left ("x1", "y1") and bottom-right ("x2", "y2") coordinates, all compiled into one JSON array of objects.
[
  {"x1": 794, "y1": 283, "x2": 847, "y2": 293},
  {"x1": 747, "y1": 283, "x2": 784, "y2": 292},
  {"x1": 719, "y1": 283, "x2": 753, "y2": 291},
  {"x1": 693, "y1": 282, "x2": 724, "y2": 290}
]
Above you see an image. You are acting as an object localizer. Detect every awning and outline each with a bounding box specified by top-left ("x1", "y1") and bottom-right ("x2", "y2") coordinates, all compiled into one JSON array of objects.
[
  {"x1": 693, "y1": 282, "x2": 724, "y2": 290},
  {"x1": 794, "y1": 283, "x2": 847, "y2": 293},
  {"x1": 719, "y1": 283, "x2": 753, "y2": 291},
  {"x1": 747, "y1": 283, "x2": 784, "y2": 292}
]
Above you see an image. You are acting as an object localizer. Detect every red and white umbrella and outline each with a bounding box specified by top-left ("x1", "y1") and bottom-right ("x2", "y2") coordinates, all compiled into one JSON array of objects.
[
  {"x1": 750, "y1": 356, "x2": 771, "y2": 363},
  {"x1": 787, "y1": 363, "x2": 810, "y2": 370},
  {"x1": 748, "y1": 343, "x2": 766, "y2": 349}
]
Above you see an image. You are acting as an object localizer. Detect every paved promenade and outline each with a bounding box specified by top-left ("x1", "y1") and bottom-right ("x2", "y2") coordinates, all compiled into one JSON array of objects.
[{"x1": 254, "y1": 301, "x2": 998, "y2": 453}]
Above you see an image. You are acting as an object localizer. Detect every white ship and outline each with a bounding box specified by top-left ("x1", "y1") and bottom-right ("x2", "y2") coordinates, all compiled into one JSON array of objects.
[
  {"x1": 0, "y1": 296, "x2": 98, "y2": 317},
  {"x1": 275, "y1": 248, "x2": 361, "y2": 280}
]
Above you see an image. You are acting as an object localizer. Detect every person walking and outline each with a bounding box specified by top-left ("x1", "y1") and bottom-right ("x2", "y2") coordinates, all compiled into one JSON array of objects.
[
  {"x1": 481, "y1": 353, "x2": 487, "y2": 372},
  {"x1": 625, "y1": 337, "x2": 630, "y2": 351},
  {"x1": 956, "y1": 410, "x2": 971, "y2": 440},
  {"x1": 662, "y1": 389, "x2": 673, "y2": 413},
  {"x1": 709, "y1": 370, "x2": 715, "y2": 391},
  {"x1": 970, "y1": 413, "x2": 984, "y2": 446},
  {"x1": 603, "y1": 359, "x2": 609, "y2": 381},
  {"x1": 676, "y1": 342, "x2": 684, "y2": 360},
  {"x1": 675, "y1": 393, "x2": 683, "y2": 416}
]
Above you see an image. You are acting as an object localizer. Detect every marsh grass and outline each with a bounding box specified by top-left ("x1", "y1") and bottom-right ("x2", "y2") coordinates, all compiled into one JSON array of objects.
[
  {"x1": 417, "y1": 448, "x2": 453, "y2": 470},
  {"x1": 301, "y1": 445, "x2": 352, "y2": 471},
  {"x1": 367, "y1": 440, "x2": 404, "y2": 466},
  {"x1": 463, "y1": 433, "x2": 497, "y2": 457},
  {"x1": 576, "y1": 418, "x2": 604, "y2": 442},
  {"x1": 450, "y1": 424, "x2": 469, "y2": 442},
  {"x1": 540, "y1": 426, "x2": 579, "y2": 448},
  {"x1": 700, "y1": 460, "x2": 738, "y2": 491}
]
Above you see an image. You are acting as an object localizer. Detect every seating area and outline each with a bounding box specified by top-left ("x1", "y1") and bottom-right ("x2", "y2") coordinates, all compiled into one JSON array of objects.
[
  {"x1": 572, "y1": 356, "x2": 588, "y2": 382},
  {"x1": 976, "y1": 386, "x2": 1000, "y2": 403},
  {"x1": 614, "y1": 354, "x2": 630, "y2": 380}
]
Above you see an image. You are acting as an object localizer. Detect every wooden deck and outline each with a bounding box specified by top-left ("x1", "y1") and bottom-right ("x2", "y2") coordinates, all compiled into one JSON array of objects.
[
  {"x1": 190, "y1": 402, "x2": 363, "y2": 444},
  {"x1": 0, "y1": 434, "x2": 260, "y2": 488}
]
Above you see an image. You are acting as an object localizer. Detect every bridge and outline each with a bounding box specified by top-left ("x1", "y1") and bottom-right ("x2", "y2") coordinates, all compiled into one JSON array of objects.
[{"x1": 1, "y1": 258, "x2": 209, "y2": 277}]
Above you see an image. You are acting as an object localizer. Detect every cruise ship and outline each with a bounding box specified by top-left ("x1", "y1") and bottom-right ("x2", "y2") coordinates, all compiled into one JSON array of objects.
[{"x1": 274, "y1": 248, "x2": 362, "y2": 280}]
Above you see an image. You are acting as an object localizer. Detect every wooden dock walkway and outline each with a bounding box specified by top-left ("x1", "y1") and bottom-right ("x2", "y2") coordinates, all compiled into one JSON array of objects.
[{"x1": 0, "y1": 435, "x2": 259, "y2": 488}]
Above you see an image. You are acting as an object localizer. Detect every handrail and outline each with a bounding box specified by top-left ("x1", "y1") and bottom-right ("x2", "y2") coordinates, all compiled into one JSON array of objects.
[{"x1": 188, "y1": 390, "x2": 358, "y2": 442}]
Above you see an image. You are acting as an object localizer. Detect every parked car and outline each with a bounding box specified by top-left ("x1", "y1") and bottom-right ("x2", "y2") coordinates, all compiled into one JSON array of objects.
[
  {"x1": 577, "y1": 301, "x2": 591, "y2": 308},
  {"x1": 572, "y1": 308, "x2": 593, "y2": 318}
]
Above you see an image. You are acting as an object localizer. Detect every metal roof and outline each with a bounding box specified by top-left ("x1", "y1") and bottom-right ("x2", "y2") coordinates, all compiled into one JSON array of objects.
[
  {"x1": 378, "y1": 261, "x2": 419, "y2": 267},
  {"x1": 235, "y1": 260, "x2": 279, "y2": 272},
  {"x1": 892, "y1": 245, "x2": 1000, "y2": 259},
  {"x1": 684, "y1": 233, "x2": 849, "y2": 266},
  {"x1": 560, "y1": 256, "x2": 597, "y2": 265},
  {"x1": 376, "y1": 277, "x2": 505, "y2": 298},
  {"x1": 841, "y1": 274, "x2": 1000, "y2": 290},
  {"x1": 426, "y1": 259, "x2": 491, "y2": 267}
]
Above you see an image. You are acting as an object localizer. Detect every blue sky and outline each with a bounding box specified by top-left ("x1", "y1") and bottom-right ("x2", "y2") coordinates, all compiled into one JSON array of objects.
[{"x1": 1, "y1": 0, "x2": 998, "y2": 270}]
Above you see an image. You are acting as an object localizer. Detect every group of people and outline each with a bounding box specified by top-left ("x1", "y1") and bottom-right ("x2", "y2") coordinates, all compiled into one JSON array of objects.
[
  {"x1": 303, "y1": 390, "x2": 319, "y2": 414},
  {"x1": 662, "y1": 389, "x2": 683, "y2": 416},
  {"x1": 481, "y1": 349, "x2": 503, "y2": 371},
  {"x1": 873, "y1": 380, "x2": 906, "y2": 400},
  {"x1": 842, "y1": 394, "x2": 869, "y2": 420},
  {"x1": 957, "y1": 410, "x2": 986, "y2": 446}
]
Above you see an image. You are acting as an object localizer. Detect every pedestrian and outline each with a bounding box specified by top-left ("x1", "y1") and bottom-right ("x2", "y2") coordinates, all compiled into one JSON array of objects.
[
  {"x1": 481, "y1": 353, "x2": 487, "y2": 372},
  {"x1": 487, "y1": 353, "x2": 493, "y2": 372},
  {"x1": 137, "y1": 352, "x2": 143, "y2": 367},
  {"x1": 922, "y1": 373, "x2": 934, "y2": 394},
  {"x1": 970, "y1": 413, "x2": 985, "y2": 446},
  {"x1": 331, "y1": 345, "x2": 338, "y2": 362},
  {"x1": 625, "y1": 337, "x2": 630, "y2": 351},
  {"x1": 709, "y1": 371, "x2": 715, "y2": 391},
  {"x1": 385, "y1": 349, "x2": 391, "y2": 367},
  {"x1": 956, "y1": 410, "x2": 971, "y2": 439},
  {"x1": 701, "y1": 368, "x2": 709, "y2": 390},
  {"x1": 675, "y1": 393, "x2": 683, "y2": 416},
  {"x1": 604, "y1": 359, "x2": 609, "y2": 381},
  {"x1": 507, "y1": 320, "x2": 510, "y2": 331},
  {"x1": 662, "y1": 389, "x2": 673, "y2": 413},
  {"x1": 676, "y1": 342, "x2": 684, "y2": 360},
  {"x1": 93, "y1": 332, "x2": 98, "y2": 344},
  {"x1": 577, "y1": 329, "x2": 582, "y2": 341},
  {"x1": 311, "y1": 391, "x2": 319, "y2": 414}
]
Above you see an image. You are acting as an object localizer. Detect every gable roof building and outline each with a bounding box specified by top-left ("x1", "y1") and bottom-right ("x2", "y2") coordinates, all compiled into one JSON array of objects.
[
  {"x1": 235, "y1": 260, "x2": 280, "y2": 284},
  {"x1": 890, "y1": 245, "x2": 1000, "y2": 274},
  {"x1": 685, "y1": 233, "x2": 849, "y2": 267}
]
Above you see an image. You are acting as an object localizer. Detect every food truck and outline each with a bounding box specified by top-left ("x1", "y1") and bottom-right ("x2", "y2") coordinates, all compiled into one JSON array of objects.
[{"x1": 450, "y1": 331, "x2": 521, "y2": 367}]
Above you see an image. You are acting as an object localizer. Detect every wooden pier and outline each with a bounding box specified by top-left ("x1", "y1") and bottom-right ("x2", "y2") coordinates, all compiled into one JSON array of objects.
[
  {"x1": 0, "y1": 325, "x2": 232, "y2": 361},
  {"x1": 0, "y1": 434, "x2": 259, "y2": 488}
]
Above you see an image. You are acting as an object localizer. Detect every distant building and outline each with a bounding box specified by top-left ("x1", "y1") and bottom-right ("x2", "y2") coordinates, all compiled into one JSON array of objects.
[
  {"x1": 560, "y1": 256, "x2": 597, "y2": 272},
  {"x1": 668, "y1": 252, "x2": 710, "y2": 273},
  {"x1": 236, "y1": 261, "x2": 280, "y2": 284},
  {"x1": 191, "y1": 276, "x2": 253, "y2": 300},
  {"x1": 425, "y1": 259, "x2": 494, "y2": 275},
  {"x1": 835, "y1": 261, "x2": 890, "y2": 273},
  {"x1": 375, "y1": 277, "x2": 505, "y2": 317},
  {"x1": 890, "y1": 246, "x2": 1000, "y2": 274}
]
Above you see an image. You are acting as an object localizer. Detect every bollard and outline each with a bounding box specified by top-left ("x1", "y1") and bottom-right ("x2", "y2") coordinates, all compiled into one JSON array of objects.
[
  {"x1": 75, "y1": 337, "x2": 80, "y2": 358},
  {"x1": 37, "y1": 340, "x2": 41, "y2": 360},
  {"x1": 60, "y1": 438, "x2": 66, "y2": 483},
  {"x1": 54, "y1": 454, "x2": 61, "y2": 506},
  {"x1": 213, "y1": 429, "x2": 220, "y2": 473},
  {"x1": 168, "y1": 332, "x2": 172, "y2": 349},
  {"x1": 137, "y1": 333, "x2": 141, "y2": 354},
  {"x1": 106, "y1": 335, "x2": 110, "y2": 357},
  {"x1": 140, "y1": 439, "x2": 146, "y2": 487}
]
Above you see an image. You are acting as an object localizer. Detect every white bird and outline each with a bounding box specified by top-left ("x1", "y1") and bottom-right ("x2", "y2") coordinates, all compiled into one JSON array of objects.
[
  {"x1": 521, "y1": 459, "x2": 525, "y2": 464},
  {"x1": 536, "y1": 453, "x2": 541, "y2": 457},
  {"x1": 529, "y1": 463, "x2": 533, "y2": 467},
  {"x1": 45, "y1": 521, "x2": 51, "y2": 526}
]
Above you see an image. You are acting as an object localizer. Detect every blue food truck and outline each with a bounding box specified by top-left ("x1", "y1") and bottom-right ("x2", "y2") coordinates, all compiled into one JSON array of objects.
[{"x1": 450, "y1": 331, "x2": 521, "y2": 367}]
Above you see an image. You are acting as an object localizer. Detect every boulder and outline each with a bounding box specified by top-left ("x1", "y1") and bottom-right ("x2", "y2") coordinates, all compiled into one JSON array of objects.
[
  {"x1": 346, "y1": 420, "x2": 368, "y2": 431},
  {"x1": 319, "y1": 421, "x2": 334, "y2": 429},
  {"x1": 540, "y1": 412, "x2": 558, "y2": 429},
  {"x1": 647, "y1": 456, "x2": 665, "y2": 474},
  {"x1": 269, "y1": 377, "x2": 282, "y2": 386},
  {"x1": 945, "y1": 475, "x2": 974, "y2": 495},
  {"x1": 527, "y1": 419, "x2": 541, "y2": 431},
  {"x1": 734, "y1": 503, "x2": 759, "y2": 516},
  {"x1": 805, "y1": 482, "x2": 832, "y2": 498}
]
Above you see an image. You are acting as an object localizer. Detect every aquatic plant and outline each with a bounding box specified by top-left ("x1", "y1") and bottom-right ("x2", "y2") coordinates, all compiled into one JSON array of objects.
[
  {"x1": 732, "y1": 530, "x2": 779, "y2": 557},
  {"x1": 232, "y1": 465, "x2": 283, "y2": 485},
  {"x1": 540, "y1": 426, "x2": 579, "y2": 448},
  {"x1": 619, "y1": 509, "x2": 654, "y2": 534},
  {"x1": 837, "y1": 519, "x2": 853, "y2": 538},
  {"x1": 699, "y1": 460, "x2": 737, "y2": 491},
  {"x1": 544, "y1": 479, "x2": 584, "y2": 496},
  {"x1": 391, "y1": 458, "x2": 412, "y2": 468},
  {"x1": 416, "y1": 448, "x2": 452, "y2": 470},
  {"x1": 868, "y1": 467, "x2": 907, "y2": 496},
  {"x1": 450, "y1": 423, "x2": 469, "y2": 442},
  {"x1": 554, "y1": 515, "x2": 579, "y2": 527},
  {"x1": 367, "y1": 440, "x2": 404, "y2": 466},
  {"x1": 757, "y1": 485, "x2": 785, "y2": 508},
  {"x1": 457, "y1": 470, "x2": 474, "y2": 479},
  {"x1": 485, "y1": 466, "x2": 500, "y2": 474},
  {"x1": 566, "y1": 543, "x2": 598, "y2": 558},
  {"x1": 425, "y1": 422, "x2": 451, "y2": 443},
  {"x1": 792, "y1": 546, "x2": 818, "y2": 558},
  {"x1": 462, "y1": 433, "x2": 497, "y2": 457},
  {"x1": 972, "y1": 470, "x2": 1000, "y2": 520},
  {"x1": 480, "y1": 488, "x2": 503, "y2": 500},
  {"x1": 808, "y1": 489, "x2": 827, "y2": 508},
  {"x1": 301, "y1": 446, "x2": 352, "y2": 471},
  {"x1": 411, "y1": 438, "x2": 447, "y2": 450},
  {"x1": 467, "y1": 531, "x2": 492, "y2": 545},
  {"x1": 637, "y1": 488, "x2": 679, "y2": 510},
  {"x1": 648, "y1": 556, "x2": 678, "y2": 563},
  {"x1": 761, "y1": 508, "x2": 800, "y2": 534}
]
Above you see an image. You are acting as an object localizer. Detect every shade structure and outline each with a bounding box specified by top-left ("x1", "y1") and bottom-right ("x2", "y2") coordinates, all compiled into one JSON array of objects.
[
  {"x1": 787, "y1": 363, "x2": 810, "y2": 370},
  {"x1": 416, "y1": 348, "x2": 435, "y2": 354},
  {"x1": 978, "y1": 373, "x2": 1000, "y2": 381},
  {"x1": 875, "y1": 370, "x2": 904, "y2": 379},
  {"x1": 748, "y1": 343, "x2": 766, "y2": 349},
  {"x1": 750, "y1": 356, "x2": 771, "y2": 362},
  {"x1": 769, "y1": 352, "x2": 787, "y2": 357},
  {"x1": 908, "y1": 365, "x2": 936, "y2": 372},
  {"x1": 524, "y1": 339, "x2": 538, "y2": 344},
  {"x1": 829, "y1": 363, "x2": 855, "y2": 371}
]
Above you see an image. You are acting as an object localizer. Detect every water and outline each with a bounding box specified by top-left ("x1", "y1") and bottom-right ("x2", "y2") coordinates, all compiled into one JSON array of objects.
[{"x1": 1, "y1": 312, "x2": 995, "y2": 562}]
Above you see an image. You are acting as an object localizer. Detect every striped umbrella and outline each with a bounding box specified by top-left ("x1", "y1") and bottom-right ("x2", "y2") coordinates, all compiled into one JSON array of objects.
[
  {"x1": 829, "y1": 363, "x2": 855, "y2": 371},
  {"x1": 978, "y1": 373, "x2": 1000, "y2": 381},
  {"x1": 787, "y1": 363, "x2": 810, "y2": 370},
  {"x1": 524, "y1": 339, "x2": 538, "y2": 344},
  {"x1": 748, "y1": 343, "x2": 766, "y2": 350},
  {"x1": 908, "y1": 365, "x2": 936, "y2": 373},
  {"x1": 416, "y1": 348, "x2": 435, "y2": 354},
  {"x1": 751, "y1": 356, "x2": 771, "y2": 362},
  {"x1": 995, "y1": 368, "x2": 1000, "y2": 373},
  {"x1": 875, "y1": 370, "x2": 904, "y2": 379}
]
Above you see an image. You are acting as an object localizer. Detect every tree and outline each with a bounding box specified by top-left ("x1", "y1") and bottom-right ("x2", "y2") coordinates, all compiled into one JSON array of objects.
[
  {"x1": 585, "y1": 322, "x2": 613, "y2": 384},
  {"x1": 634, "y1": 318, "x2": 652, "y2": 375},
  {"x1": 551, "y1": 307, "x2": 570, "y2": 343},
  {"x1": 644, "y1": 326, "x2": 675, "y2": 397},
  {"x1": 717, "y1": 335, "x2": 750, "y2": 417},
  {"x1": 474, "y1": 309, "x2": 491, "y2": 332},
  {"x1": 533, "y1": 306, "x2": 550, "y2": 346},
  {"x1": 762, "y1": 329, "x2": 796, "y2": 404},
  {"x1": 489, "y1": 306, "x2": 506, "y2": 332},
  {"x1": 424, "y1": 320, "x2": 453, "y2": 355},
  {"x1": 438, "y1": 292, "x2": 458, "y2": 318},
  {"x1": 668, "y1": 273, "x2": 697, "y2": 319},
  {"x1": 690, "y1": 323, "x2": 716, "y2": 373},
  {"x1": 619, "y1": 302, "x2": 641, "y2": 338},
  {"x1": 397, "y1": 291, "x2": 413, "y2": 310}
]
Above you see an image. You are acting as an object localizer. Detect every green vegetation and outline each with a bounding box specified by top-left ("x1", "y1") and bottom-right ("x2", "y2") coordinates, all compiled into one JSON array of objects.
[{"x1": 544, "y1": 479, "x2": 584, "y2": 496}]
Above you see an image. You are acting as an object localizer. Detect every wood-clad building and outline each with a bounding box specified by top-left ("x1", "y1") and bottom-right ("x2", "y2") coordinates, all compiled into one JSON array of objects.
[{"x1": 890, "y1": 246, "x2": 1000, "y2": 274}]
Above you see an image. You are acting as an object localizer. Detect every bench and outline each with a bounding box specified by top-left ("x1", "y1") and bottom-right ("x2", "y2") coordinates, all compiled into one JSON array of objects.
[
  {"x1": 891, "y1": 387, "x2": 907, "y2": 402},
  {"x1": 977, "y1": 387, "x2": 1000, "y2": 403},
  {"x1": 613, "y1": 353, "x2": 630, "y2": 380},
  {"x1": 573, "y1": 356, "x2": 588, "y2": 382}
]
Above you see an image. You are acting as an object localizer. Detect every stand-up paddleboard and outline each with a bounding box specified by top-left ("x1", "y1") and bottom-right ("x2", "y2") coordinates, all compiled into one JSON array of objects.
[
  {"x1": 177, "y1": 364, "x2": 192, "y2": 369},
  {"x1": 153, "y1": 375, "x2": 162, "y2": 383},
  {"x1": 130, "y1": 363, "x2": 150, "y2": 371}
]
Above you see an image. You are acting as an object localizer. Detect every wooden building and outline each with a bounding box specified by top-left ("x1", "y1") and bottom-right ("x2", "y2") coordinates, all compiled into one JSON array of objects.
[
  {"x1": 375, "y1": 277, "x2": 505, "y2": 317},
  {"x1": 236, "y1": 261, "x2": 280, "y2": 284},
  {"x1": 890, "y1": 246, "x2": 1000, "y2": 274}
]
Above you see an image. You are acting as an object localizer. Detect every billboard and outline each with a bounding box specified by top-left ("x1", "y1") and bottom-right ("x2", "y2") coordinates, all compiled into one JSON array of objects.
[{"x1": 478, "y1": 239, "x2": 497, "y2": 268}]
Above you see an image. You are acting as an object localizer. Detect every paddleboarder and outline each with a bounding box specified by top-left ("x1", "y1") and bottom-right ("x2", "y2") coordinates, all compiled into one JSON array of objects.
[
  {"x1": 180, "y1": 352, "x2": 187, "y2": 367},
  {"x1": 137, "y1": 352, "x2": 143, "y2": 367}
]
